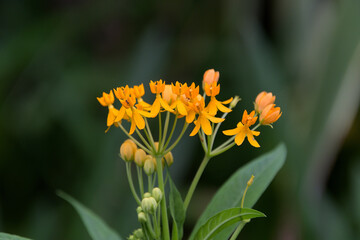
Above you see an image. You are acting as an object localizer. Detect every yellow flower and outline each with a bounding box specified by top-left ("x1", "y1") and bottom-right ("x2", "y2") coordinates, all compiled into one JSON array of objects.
[
  {"x1": 162, "y1": 84, "x2": 177, "y2": 105},
  {"x1": 254, "y1": 91, "x2": 275, "y2": 113},
  {"x1": 149, "y1": 80, "x2": 174, "y2": 117},
  {"x1": 188, "y1": 95, "x2": 224, "y2": 136},
  {"x1": 170, "y1": 82, "x2": 189, "y2": 116},
  {"x1": 223, "y1": 110, "x2": 260, "y2": 147},
  {"x1": 259, "y1": 104, "x2": 282, "y2": 125},
  {"x1": 97, "y1": 90, "x2": 119, "y2": 127},
  {"x1": 203, "y1": 69, "x2": 219, "y2": 85},
  {"x1": 204, "y1": 82, "x2": 232, "y2": 115}
]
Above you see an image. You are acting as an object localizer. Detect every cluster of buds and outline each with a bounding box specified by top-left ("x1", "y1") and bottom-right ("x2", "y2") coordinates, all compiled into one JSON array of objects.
[
  {"x1": 120, "y1": 139, "x2": 174, "y2": 175},
  {"x1": 128, "y1": 228, "x2": 145, "y2": 240},
  {"x1": 255, "y1": 91, "x2": 282, "y2": 126},
  {"x1": 137, "y1": 189, "x2": 162, "y2": 221}
]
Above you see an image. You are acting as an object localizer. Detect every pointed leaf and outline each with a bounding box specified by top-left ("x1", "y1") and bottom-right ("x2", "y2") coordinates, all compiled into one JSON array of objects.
[
  {"x1": 194, "y1": 208, "x2": 265, "y2": 240},
  {"x1": 57, "y1": 191, "x2": 123, "y2": 240},
  {"x1": 190, "y1": 143, "x2": 286, "y2": 239},
  {"x1": 169, "y1": 176, "x2": 186, "y2": 240},
  {"x1": 0, "y1": 233, "x2": 32, "y2": 240}
]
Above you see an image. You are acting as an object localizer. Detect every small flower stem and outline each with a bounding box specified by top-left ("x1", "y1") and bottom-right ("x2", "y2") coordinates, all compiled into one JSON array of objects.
[
  {"x1": 212, "y1": 135, "x2": 235, "y2": 154},
  {"x1": 148, "y1": 175, "x2": 153, "y2": 193},
  {"x1": 141, "y1": 223, "x2": 151, "y2": 240},
  {"x1": 155, "y1": 155, "x2": 171, "y2": 240},
  {"x1": 145, "y1": 118, "x2": 156, "y2": 152},
  {"x1": 135, "y1": 128, "x2": 151, "y2": 149},
  {"x1": 251, "y1": 123, "x2": 261, "y2": 131},
  {"x1": 211, "y1": 141, "x2": 236, "y2": 157},
  {"x1": 118, "y1": 123, "x2": 151, "y2": 154},
  {"x1": 163, "y1": 113, "x2": 178, "y2": 150},
  {"x1": 229, "y1": 221, "x2": 246, "y2": 240},
  {"x1": 137, "y1": 166, "x2": 144, "y2": 196},
  {"x1": 156, "y1": 205, "x2": 161, "y2": 237},
  {"x1": 210, "y1": 111, "x2": 231, "y2": 150},
  {"x1": 184, "y1": 155, "x2": 211, "y2": 210},
  {"x1": 125, "y1": 162, "x2": 141, "y2": 205},
  {"x1": 158, "y1": 112, "x2": 163, "y2": 145},
  {"x1": 145, "y1": 214, "x2": 157, "y2": 239},
  {"x1": 198, "y1": 130, "x2": 207, "y2": 152},
  {"x1": 160, "y1": 111, "x2": 170, "y2": 151},
  {"x1": 164, "y1": 122, "x2": 188, "y2": 155}
]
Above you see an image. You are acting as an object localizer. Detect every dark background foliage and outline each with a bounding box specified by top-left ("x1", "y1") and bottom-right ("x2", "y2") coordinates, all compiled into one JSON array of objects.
[{"x1": 1, "y1": 0, "x2": 360, "y2": 239}]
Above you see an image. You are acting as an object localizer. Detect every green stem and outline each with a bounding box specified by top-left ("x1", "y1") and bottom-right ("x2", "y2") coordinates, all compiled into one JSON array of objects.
[
  {"x1": 163, "y1": 113, "x2": 178, "y2": 150},
  {"x1": 158, "y1": 112, "x2": 163, "y2": 146},
  {"x1": 164, "y1": 122, "x2": 188, "y2": 155},
  {"x1": 155, "y1": 155, "x2": 170, "y2": 240},
  {"x1": 145, "y1": 118, "x2": 156, "y2": 152},
  {"x1": 211, "y1": 141, "x2": 236, "y2": 157},
  {"x1": 137, "y1": 166, "x2": 144, "y2": 196},
  {"x1": 118, "y1": 124, "x2": 151, "y2": 154},
  {"x1": 210, "y1": 111, "x2": 231, "y2": 150},
  {"x1": 125, "y1": 162, "x2": 141, "y2": 205},
  {"x1": 229, "y1": 221, "x2": 246, "y2": 240},
  {"x1": 148, "y1": 175, "x2": 153, "y2": 193},
  {"x1": 212, "y1": 135, "x2": 235, "y2": 153},
  {"x1": 160, "y1": 111, "x2": 170, "y2": 151},
  {"x1": 135, "y1": 128, "x2": 151, "y2": 149},
  {"x1": 145, "y1": 214, "x2": 157, "y2": 239},
  {"x1": 184, "y1": 155, "x2": 211, "y2": 210}
]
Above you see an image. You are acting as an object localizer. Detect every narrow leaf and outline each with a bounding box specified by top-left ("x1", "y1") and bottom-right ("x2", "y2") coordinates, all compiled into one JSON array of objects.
[
  {"x1": 57, "y1": 191, "x2": 122, "y2": 240},
  {"x1": 194, "y1": 208, "x2": 265, "y2": 240},
  {"x1": 0, "y1": 233, "x2": 32, "y2": 240},
  {"x1": 190, "y1": 143, "x2": 286, "y2": 239},
  {"x1": 169, "y1": 176, "x2": 186, "y2": 240}
]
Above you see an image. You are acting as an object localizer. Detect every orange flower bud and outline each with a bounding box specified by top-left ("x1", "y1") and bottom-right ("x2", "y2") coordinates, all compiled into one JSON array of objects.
[
  {"x1": 134, "y1": 149, "x2": 147, "y2": 167},
  {"x1": 120, "y1": 139, "x2": 137, "y2": 162},
  {"x1": 149, "y1": 80, "x2": 166, "y2": 94},
  {"x1": 259, "y1": 104, "x2": 282, "y2": 125},
  {"x1": 203, "y1": 69, "x2": 219, "y2": 85},
  {"x1": 132, "y1": 84, "x2": 145, "y2": 98},
  {"x1": 254, "y1": 91, "x2": 275, "y2": 113},
  {"x1": 162, "y1": 85, "x2": 177, "y2": 105},
  {"x1": 164, "y1": 151, "x2": 174, "y2": 167},
  {"x1": 144, "y1": 156, "x2": 156, "y2": 175}
]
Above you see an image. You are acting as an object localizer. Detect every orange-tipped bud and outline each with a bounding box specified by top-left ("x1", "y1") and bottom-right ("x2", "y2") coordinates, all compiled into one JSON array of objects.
[
  {"x1": 132, "y1": 84, "x2": 145, "y2": 98},
  {"x1": 260, "y1": 104, "x2": 282, "y2": 125},
  {"x1": 162, "y1": 85, "x2": 177, "y2": 105},
  {"x1": 203, "y1": 69, "x2": 219, "y2": 85},
  {"x1": 254, "y1": 91, "x2": 276, "y2": 113},
  {"x1": 134, "y1": 149, "x2": 147, "y2": 167},
  {"x1": 164, "y1": 151, "x2": 174, "y2": 167},
  {"x1": 97, "y1": 90, "x2": 115, "y2": 107},
  {"x1": 120, "y1": 139, "x2": 137, "y2": 162}
]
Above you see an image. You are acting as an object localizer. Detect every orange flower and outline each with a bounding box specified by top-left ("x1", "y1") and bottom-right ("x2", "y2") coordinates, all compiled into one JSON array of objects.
[
  {"x1": 203, "y1": 69, "x2": 219, "y2": 85},
  {"x1": 170, "y1": 82, "x2": 189, "y2": 116},
  {"x1": 223, "y1": 110, "x2": 260, "y2": 147},
  {"x1": 204, "y1": 82, "x2": 232, "y2": 115},
  {"x1": 188, "y1": 95, "x2": 224, "y2": 136},
  {"x1": 149, "y1": 80, "x2": 174, "y2": 117},
  {"x1": 259, "y1": 104, "x2": 282, "y2": 125},
  {"x1": 97, "y1": 90, "x2": 119, "y2": 127},
  {"x1": 254, "y1": 91, "x2": 275, "y2": 113},
  {"x1": 162, "y1": 84, "x2": 177, "y2": 105}
]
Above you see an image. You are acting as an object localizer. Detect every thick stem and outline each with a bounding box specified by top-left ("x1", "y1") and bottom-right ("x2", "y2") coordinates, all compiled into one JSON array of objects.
[
  {"x1": 184, "y1": 155, "x2": 211, "y2": 210},
  {"x1": 155, "y1": 155, "x2": 170, "y2": 240}
]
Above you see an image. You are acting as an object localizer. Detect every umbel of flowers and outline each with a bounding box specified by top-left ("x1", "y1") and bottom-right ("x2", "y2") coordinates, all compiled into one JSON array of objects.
[{"x1": 97, "y1": 69, "x2": 282, "y2": 240}]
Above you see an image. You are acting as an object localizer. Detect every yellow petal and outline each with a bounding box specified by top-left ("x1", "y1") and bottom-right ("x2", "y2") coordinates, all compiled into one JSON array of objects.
[
  {"x1": 206, "y1": 114, "x2": 225, "y2": 123},
  {"x1": 223, "y1": 128, "x2": 240, "y2": 136},
  {"x1": 177, "y1": 101, "x2": 187, "y2": 116},
  {"x1": 251, "y1": 130, "x2": 260, "y2": 136},
  {"x1": 133, "y1": 110, "x2": 145, "y2": 129},
  {"x1": 235, "y1": 130, "x2": 246, "y2": 145},
  {"x1": 159, "y1": 97, "x2": 174, "y2": 112},
  {"x1": 200, "y1": 116, "x2": 212, "y2": 135},
  {"x1": 107, "y1": 111, "x2": 116, "y2": 126},
  {"x1": 215, "y1": 100, "x2": 232, "y2": 113},
  {"x1": 115, "y1": 107, "x2": 126, "y2": 122},
  {"x1": 129, "y1": 120, "x2": 136, "y2": 135},
  {"x1": 150, "y1": 98, "x2": 160, "y2": 117},
  {"x1": 189, "y1": 121, "x2": 201, "y2": 136},
  {"x1": 97, "y1": 97, "x2": 107, "y2": 107},
  {"x1": 186, "y1": 110, "x2": 196, "y2": 123},
  {"x1": 221, "y1": 97, "x2": 233, "y2": 104},
  {"x1": 247, "y1": 133, "x2": 260, "y2": 148}
]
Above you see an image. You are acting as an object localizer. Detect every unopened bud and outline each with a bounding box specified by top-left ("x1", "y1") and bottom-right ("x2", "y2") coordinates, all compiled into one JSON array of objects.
[
  {"x1": 120, "y1": 139, "x2": 137, "y2": 162},
  {"x1": 136, "y1": 206, "x2": 143, "y2": 214},
  {"x1": 154, "y1": 142, "x2": 159, "y2": 152},
  {"x1": 143, "y1": 192, "x2": 152, "y2": 198},
  {"x1": 143, "y1": 156, "x2": 156, "y2": 175},
  {"x1": 164, "y1": 151, "x2": 174, "y2": 167},
  {"x1": 137, "y1": 212, "x2": 147, "y2": 223},
  {"x1": 141, "y1": 197, "x2": 157, "y2": 214},
  {"x1": 230, "y1": 95, "x2": 241, "y2": 108},
  {"x1": 247, "y1": 175, "x2": 255, "y2": 186},
  {"x1": 152, "y1": 187, "x2": 163, "y2": 202},
  {"x1": 133, "y1": 229, "x2": 144, "y2": 238},
  {"x1": 134, "y1": 149, "x2": 146, "y2": 167}
]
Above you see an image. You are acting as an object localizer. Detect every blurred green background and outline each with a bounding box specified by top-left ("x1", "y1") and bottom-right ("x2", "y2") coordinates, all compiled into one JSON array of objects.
[{"x1": 1, "y1": 0, "x2": 360, "y2": 239}]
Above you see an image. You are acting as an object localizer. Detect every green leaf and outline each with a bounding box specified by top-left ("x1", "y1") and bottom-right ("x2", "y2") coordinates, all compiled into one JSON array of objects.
[
  {"x1": 0, "y1": 233, "x2": 32, "y2": 240},
  {"x1": 57, "y1": 191, "x2": 123, "y2": 240},
  {"x1": 190, "y1": 143, "x2": 286, "y2": 240},
  {"x1": 194, "y1": 208, "x2": 265, "y2": 240},
  {"x1": 168, "y1": 176, "x2": 186, "y2": 240}
]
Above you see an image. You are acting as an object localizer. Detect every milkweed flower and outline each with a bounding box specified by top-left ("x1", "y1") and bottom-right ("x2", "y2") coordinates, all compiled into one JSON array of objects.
[
  {"x1": 97, "y1": 90, "x2": 119, "y2": 127},
  {"x1": 223, "y1": 110, "x2": 260, "y2": 147},
  {"x1": 254, "y1": 91, "x2": 275, "y2": 113},
  {"x1": 188, "y1": 95, "x2": 225, "y2": 136},
  {"x1": 162, "y1": 85, "x2": 177, "y2": 105},
  {"x1": 204, "y1": 81, "x2": 232, "y2": 115},
  {"x1": 259, "y1": 104, "x2": 282, "y2": 125},
  {"x1": 170, "y1": 82, "x2": 189, "y2": 116},
  {"x1": 149, "y1": 80, "x2": 174, "y2": 117}
]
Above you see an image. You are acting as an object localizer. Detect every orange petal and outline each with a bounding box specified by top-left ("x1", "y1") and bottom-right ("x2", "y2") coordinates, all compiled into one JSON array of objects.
[
  {"x1": 200, "y1": 116, "x2": 212, "y2": 135},
  {"x1": 177, "y1": 101, "x2": 188, "y2": 116},
  {"x1": 189, "y1": 121, "x2": 201, "y2": 136},
  {"x1": 133, "y1": 110, "x2": 145, "y2": 129},
  {"x1": 247, "y1": 133, "x2": 260, "y2": 148},
  {"x1": 223, "y1": 127, "x2": 240, "y2": 136},
  {"x1": 186, "y1": 110, "x2": 196, "y2": 123},
  {"x1": 235, "y1": 130, "x2": 246, "y2": 145},
  {"x1": 215, "y1": 100, "x2": 232, "y2": 113}
]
